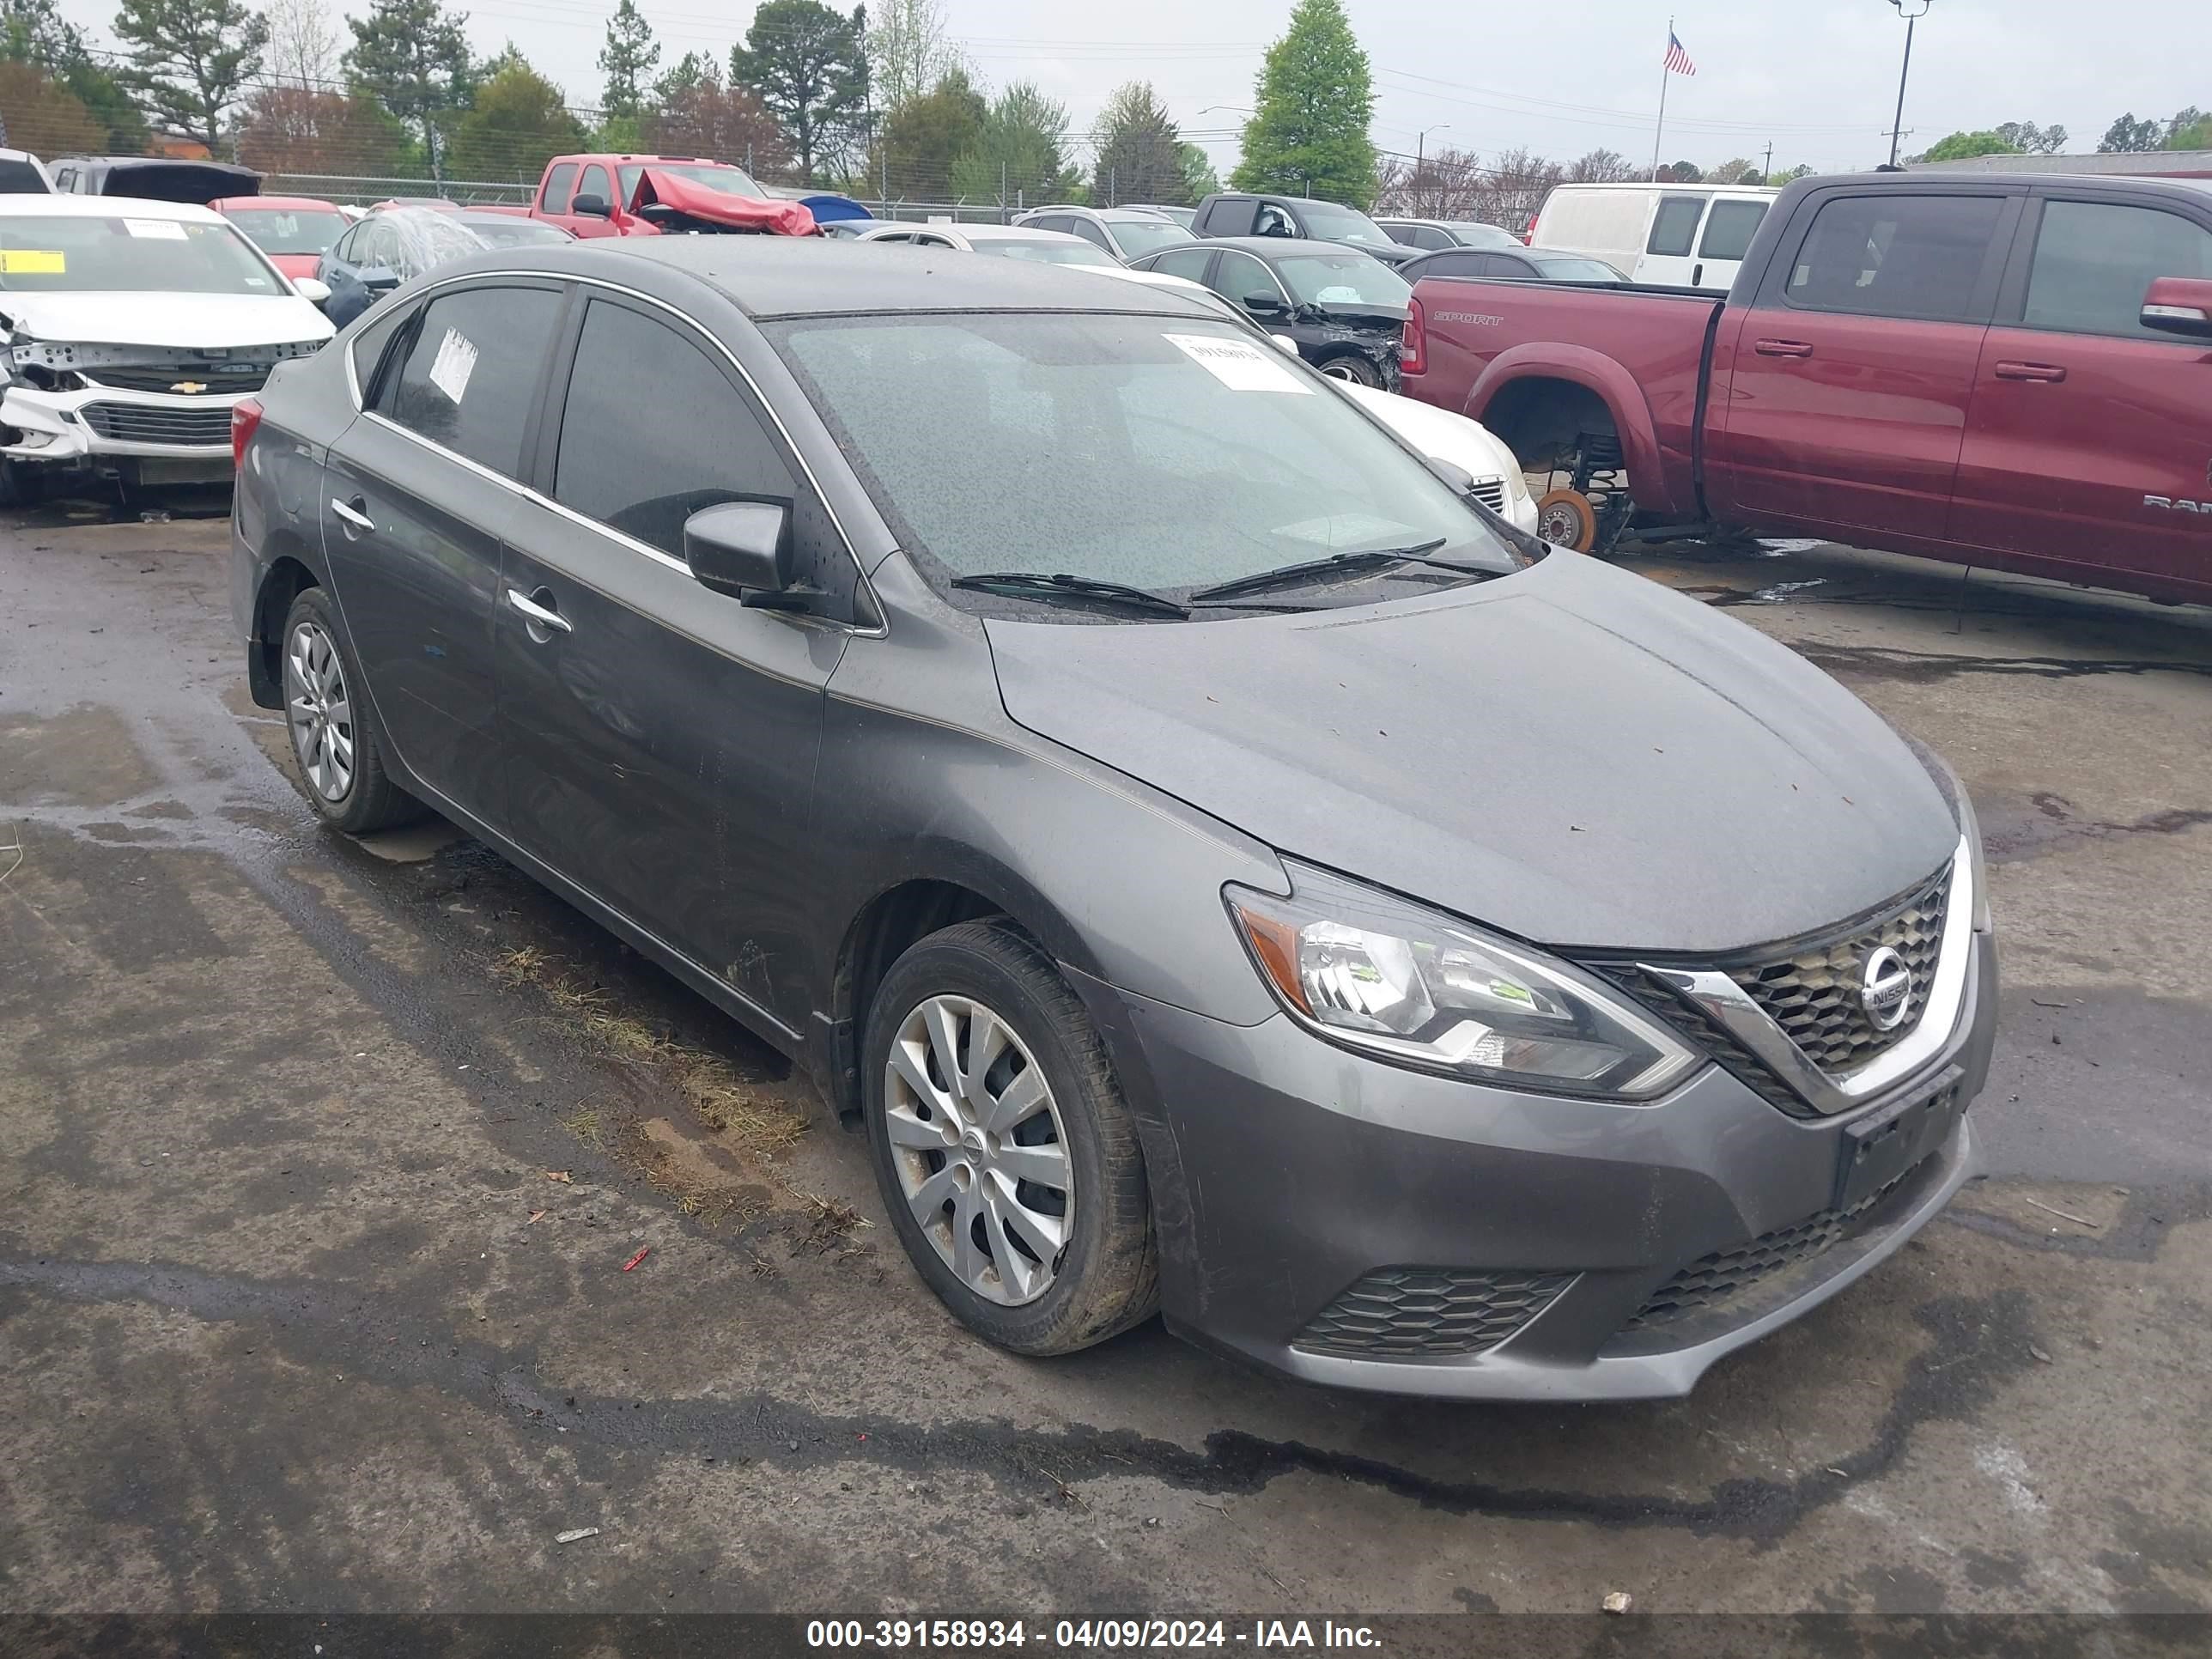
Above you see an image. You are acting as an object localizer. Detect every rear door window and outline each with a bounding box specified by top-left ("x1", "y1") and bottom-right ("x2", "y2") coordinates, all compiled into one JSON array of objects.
[
  {"x1": 2022, "y1": 199, "x2": 2212, "y2": 339},
  {"x1": 375, "y1": 283, "x2": 562, "y2": 477},
  {"x1": 541, "y1": 163, "x2": 578, "y2": 214},
  {"x1": 1648, "y1": 196, "x2": 1706, "y2": 256},
  {"x1": 1067, "y1": 218, "x2": 1112, "y2": 250},
  {"x1": 1698, "y1": 198, "x2": 1769, "y2": 261},
  {"x1": 1147, "y1": 246, "x2": 1214, "y2": 282},
  {"x1": 551, "y1": 297, "x2": 799, "y2": 557},
  {"x1": 1784, "y1": 193, "x2": 2005, "y2": 321}
]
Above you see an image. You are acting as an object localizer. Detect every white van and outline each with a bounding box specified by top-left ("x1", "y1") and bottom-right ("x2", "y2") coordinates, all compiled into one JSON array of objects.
[{"x1": 1529, "y1": 183, "x2": 1778, "y2": 290}]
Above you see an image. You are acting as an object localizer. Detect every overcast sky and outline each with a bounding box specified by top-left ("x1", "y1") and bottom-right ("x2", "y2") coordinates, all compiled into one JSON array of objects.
[{"x1": 57, "y1": 0, "x2": 2208, "y2": 176}]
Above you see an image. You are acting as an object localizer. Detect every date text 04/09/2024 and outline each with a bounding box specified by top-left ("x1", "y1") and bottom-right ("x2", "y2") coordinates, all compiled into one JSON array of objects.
[{"x1": 804, "y1": 1620, "x2": 1383, "y2": 1650}]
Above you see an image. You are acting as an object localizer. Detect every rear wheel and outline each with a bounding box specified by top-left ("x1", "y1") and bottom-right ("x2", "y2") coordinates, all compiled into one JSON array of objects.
[
  {"x1": 1527, "y1": 430, "x2": 1632, "y2": 554},
  {"x1": 280, "y1": 586, "x2": 424, "y2": 834},
  {"x1": 864, "y1": 920, "x2": 1158, "y2": 1356}
]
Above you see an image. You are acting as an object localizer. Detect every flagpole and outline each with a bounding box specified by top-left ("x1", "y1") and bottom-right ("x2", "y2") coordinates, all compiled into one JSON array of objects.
[{"x1": 1651, "y1": 16, "x2": 1673, "y2": 181}]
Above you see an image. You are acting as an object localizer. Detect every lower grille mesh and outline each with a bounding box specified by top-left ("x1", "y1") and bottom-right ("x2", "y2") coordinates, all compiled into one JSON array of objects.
[
  {"x1": 80, "y1": 403, "x2": 235, "y2": 447},
  {"x1": 1296, "y1": 1267, "x2": 1573, "y2": 1358}
]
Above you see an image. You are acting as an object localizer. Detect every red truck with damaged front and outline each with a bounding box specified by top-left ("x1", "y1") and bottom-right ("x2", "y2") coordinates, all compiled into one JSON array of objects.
[
  {"x1": 1401, "y1": 171, "x2": 2212, "y2": 605},
  {"x1": 527, "y1": 153, "x2": 814, "y2": 238}
]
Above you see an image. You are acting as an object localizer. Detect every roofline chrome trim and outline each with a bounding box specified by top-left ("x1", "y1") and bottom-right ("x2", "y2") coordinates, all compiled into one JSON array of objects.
[
  {"x1": 341, "y1": 266, "x2": 885, "y2": 638},
  {"x1": 1638, "y1": 834, "x2": 1975, "y2": 1117}
]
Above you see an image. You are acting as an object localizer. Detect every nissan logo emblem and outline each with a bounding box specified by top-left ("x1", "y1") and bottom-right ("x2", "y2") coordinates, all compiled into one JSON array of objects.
[{"x1": 1861, "y1": 946, "x2": 1914, "y2": 1031}]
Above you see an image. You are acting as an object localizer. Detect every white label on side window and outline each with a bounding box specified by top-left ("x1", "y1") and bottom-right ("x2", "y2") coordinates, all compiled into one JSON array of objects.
[
  {"x1": 123, "y1": 217, "x2": 189, "y2": 240},
  {"x1": 1164, "y1": 331, "x2": 1313, "y2": 394},
  {"x1": 427, "y1": 327, "x2": 478, "y2": 404}
]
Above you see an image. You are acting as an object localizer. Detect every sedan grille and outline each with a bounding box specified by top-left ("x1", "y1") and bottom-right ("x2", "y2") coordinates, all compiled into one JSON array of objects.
[
  {"x1": 1625, "y1": 1104, "x2": 1949, "y2": 1329},
  {"x1": 1295, "y1": 1267, "x2": 1573, "y2": 1358},
  {"x1": 84, "y1": 365, "x2": 271, "y2": 396},
  {"x1": 1735, "y1": 869, "x2": 1949, "y2": 1073},
  {"x1": 78, "y1": 403, "x2": 235, "y2": 447}
]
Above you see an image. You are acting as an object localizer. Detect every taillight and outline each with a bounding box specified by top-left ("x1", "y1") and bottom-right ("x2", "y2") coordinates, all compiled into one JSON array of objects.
[
  {"x1": 230, "y1": 395, "x2": 264, "y2": 469},
  {"x1": 1401, "y1": 296, "x2": 1426, "y2": 378}
]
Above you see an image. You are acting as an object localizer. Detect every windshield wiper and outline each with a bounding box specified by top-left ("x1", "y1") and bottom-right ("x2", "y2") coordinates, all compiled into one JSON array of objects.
[
  {"x1": 951, "y1": 571, "x2": 1190, "y2": 618},
  {"x1": 1186, "y1": 539, "x2": 1461, "y2": 604}
]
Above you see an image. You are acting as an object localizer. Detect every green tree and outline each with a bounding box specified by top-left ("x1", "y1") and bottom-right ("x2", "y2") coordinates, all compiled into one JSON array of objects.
[
  {"x1": 1918, "y1": 130, "x2": 2023, "y2": 163},
  {"x1": 110, "y1": 0, "x2": 269, "y2": 153},
  {"x1": 949, "y1": 80, "x2": 1078, "y2": 205},
  {"x1": 1776, "y1": 163, "x2": 1815, "y2": 183},
  {"x1": 598, "y1": 0, "x2": 657, "y2": 119},
  {"x1": 730, "y1": 0, "x2": 867, "y2": 184},
  {"x1": 449, "y1": 48, "x2": 584, "y2": 182},
  {"x1": 343, "y1": 0, "x2": 475, "y2": 181},
  {"x1": 654, "y1": 48, "x2": 712, "y2": 102},
  {"x1": 1091, "y1": 80, "x2": 1186, "y2": 204},
  {"x1": 1995, "y1": 119, "x2": 2068, "y2": 155},
  {"x1": 2, "y1": 0, "x2": 147, "y2": 150},
  {"x1": 878, "y1": 64, "x2": 981, "y2": 197},
  {"x1": 1177, "y1": 141, "x2": 1218, "y2": 200},
  {"x1": 641, "y1": 58, "x2": 788, "y2": 177},
  {"x1": 2099, "y1": 112, "x2": 2164, "y2": 153},
  {"x1": 867, "y1": 0, "x2": 958, "y2": 115},
  {"x1": 1658, "y1": 160, "x2": 1703, "y2": 182},
  {"x1": 1708, "y1": 156, "x2": 1761, "y2": 184},
  {"x1": 1230, "y1": 0, "x2": 1376, "y2": 207},
  {"x1": 2169, "y1": 106, "x2": 2211, "y2": 149}
]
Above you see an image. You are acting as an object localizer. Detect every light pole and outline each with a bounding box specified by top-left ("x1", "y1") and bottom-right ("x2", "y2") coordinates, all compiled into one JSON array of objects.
[
  {"x1": 1416, "y1": 123, "x2": 1450, "y2": 171},
  {"x1": 1887, "y1": 0, "x2": 1931, "y2": 168}
]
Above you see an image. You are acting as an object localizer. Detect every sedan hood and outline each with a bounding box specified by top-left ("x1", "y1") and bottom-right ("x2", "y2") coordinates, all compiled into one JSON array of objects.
[
  {"x1": 985, "y1": 552, "x2": 1956, "y2": 954},
  {"x1": 0, "y1": 291, "x2": 331, "y2": 349}
]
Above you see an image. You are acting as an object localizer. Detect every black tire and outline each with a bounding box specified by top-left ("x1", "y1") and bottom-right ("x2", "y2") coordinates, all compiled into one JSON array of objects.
[
  {"x1": 0, "y1": 459, "x2": 43, "y2": 509},
  {"x1": 278, "y1": 586, "x2": 425, "y2": 834},
  {"x1": 863, "y1": 919, "x2": 1158, "y2": 1356},
  {"x1": 1318, "y1": 352, "x2": 1385, "y2": 388}
]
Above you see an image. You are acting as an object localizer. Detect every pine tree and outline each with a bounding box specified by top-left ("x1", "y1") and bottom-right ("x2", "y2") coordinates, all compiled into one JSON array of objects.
[
  {"x1": 1230, "y1": 0, "x2": 1376, "y2": 208},
  {"x1": 598, "y1": 0, "x2": 659, "y2": 119},
  {"x1": 109, "y1": 0, "x2": 269, "y2": 153},
  {"x1": 343, "y1": 0, "x2": 474, "y2": 181},
  {"x1": 730, "y1": 0, "x2": 868, "y2": 184},
  {"x1": 1091, "y1": 82, "x2": 1185, "y2": 204}
]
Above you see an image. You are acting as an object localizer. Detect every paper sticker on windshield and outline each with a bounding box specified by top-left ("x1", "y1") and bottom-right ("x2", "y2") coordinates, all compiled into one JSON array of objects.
[
  {"x1": 123, "y1": 218, "x2": 189, "y2": 240},
  {"x1": 1164, "y1": 332, "x2": 1313, "y2": 394},
  {"x1": 0, "y1": 250, "x2": 65, "y2": 274},
  {"x1": 427, "y1": 327, "x2": 478, "y2": 404}
]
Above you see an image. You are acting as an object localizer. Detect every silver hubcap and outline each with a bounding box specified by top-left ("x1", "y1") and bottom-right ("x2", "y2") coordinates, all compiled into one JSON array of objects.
[
  {"x1": 884, "y1": 994, "x2": 1072, "y2": 1308},
  {"x1": 1322, "y1": 361, "x2": 1361, "y2": 382},
  {"x1": 284, "y1": 620, "x2": 355, "y2": 803}
]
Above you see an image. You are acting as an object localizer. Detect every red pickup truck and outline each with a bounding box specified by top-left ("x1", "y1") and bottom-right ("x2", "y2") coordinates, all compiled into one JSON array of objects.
[
  {"x1": 1401, "y1": 172, "x2": 2212, "y2": 605},
  {"x1": 528, "y1": 152, "x2": 791, "y2": 237}
]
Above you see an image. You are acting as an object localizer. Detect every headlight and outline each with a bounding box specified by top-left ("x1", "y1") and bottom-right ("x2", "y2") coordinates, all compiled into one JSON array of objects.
[
  {"x1": 1500, "y1": 459, "x2": 1532, "y2": 503},
  {"x1": 1905, "y1": 738, "x2": 1991, "y2": 934},
  {"x1": 1225, "y1": 862, "x2": 1701, "y2": 1100}
]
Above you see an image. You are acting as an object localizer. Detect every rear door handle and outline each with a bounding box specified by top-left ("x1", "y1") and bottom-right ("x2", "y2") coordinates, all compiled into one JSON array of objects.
[
  {"x1": 329, "y1": 495, "x2": 374, "y2": 533},
  {"x1": 507, "y1": 586, "x2": 573, "y2": 635},
  {"x1": 1753, "y1": 339, "x2": 1814, "y2": 358},
  {"x1": 1994, "y1": 361, "x2": 2067, "y2": 383}
]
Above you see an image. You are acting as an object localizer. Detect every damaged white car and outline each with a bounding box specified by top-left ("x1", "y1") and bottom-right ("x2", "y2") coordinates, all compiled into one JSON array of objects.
[{"x1": 0, "y1": 196, "x2": 331, "y2": 502}]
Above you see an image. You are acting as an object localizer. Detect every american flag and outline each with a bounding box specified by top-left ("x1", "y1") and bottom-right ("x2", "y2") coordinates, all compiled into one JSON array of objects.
[{"x1": 1664, "y1": 31, "x2": 1698, "y2": 76}]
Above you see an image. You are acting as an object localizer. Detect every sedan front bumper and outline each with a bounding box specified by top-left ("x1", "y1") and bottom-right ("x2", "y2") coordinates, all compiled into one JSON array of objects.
[
  {"x1": 1079, "y1": 931, "x2": 1995, "y2": 1401},
  {"x1": 2, "y1": 382, "x2": 243, "y2": 471}
]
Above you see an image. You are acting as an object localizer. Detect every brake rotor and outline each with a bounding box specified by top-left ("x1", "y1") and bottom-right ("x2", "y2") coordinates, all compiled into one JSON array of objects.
[{"x1": 1534, "y1": 488, "x2": 1599, "y2": 551}]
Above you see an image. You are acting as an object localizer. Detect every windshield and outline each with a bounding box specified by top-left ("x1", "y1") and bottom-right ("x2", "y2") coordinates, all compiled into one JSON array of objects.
[
  {"x1": 1275, "y1": 252, "x2": 1411, "y2": 308},
  {"x1": 618, "y1": 161, "x2": 765, "y2": 202},
  {"x1": 1528, "y1": 255, "x2": 1624, "y2": 281},
  {"x1": 1297, "y1": 199, "x2": 1395, "y2": 247},
  {"x1": 461, "y1": 216, "x2": 570, "y2": 247},
  {"x1": 971, "y1": 236, "x2": 1122, "y2": 268},
  {"x1": 223, "y1": 206, "x2": 348, "y2": 255},
  {"x1": 770, "y1": 313, "x2": 1514, "y2": 599},
  {"x1": 1109, "y1": 218, "x2": 1194, "y2": 257},
  {"x1": 0, "y1": 214, "x2": 283, "y2": 295}
]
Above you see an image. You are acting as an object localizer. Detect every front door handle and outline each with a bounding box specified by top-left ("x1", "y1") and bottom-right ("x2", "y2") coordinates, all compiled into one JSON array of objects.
[
  {"x1": 1753, "y1": 339, "x2": 1814, "y2": 358},
  {"x1": 507, "y1": 586, "x2": 573, "y2": 635},
  {"x1": 1994, "y1": 361, "x2": 2067, "y2": 383},
  {"x1": 330, "y1": 495, "x2": 374, "y2": 534}
]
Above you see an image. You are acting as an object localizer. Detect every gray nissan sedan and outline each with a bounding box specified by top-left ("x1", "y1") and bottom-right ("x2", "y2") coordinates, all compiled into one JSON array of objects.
[{"x1": 230, "y1": 239, "x2": 1996, "y2": 1401}]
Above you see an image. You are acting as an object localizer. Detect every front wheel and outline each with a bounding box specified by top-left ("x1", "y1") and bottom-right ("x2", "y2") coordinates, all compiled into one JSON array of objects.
[
  {"x1": 1318, "y1": 353, "x2": 1385, "y2": 388},
  {"x1": 864, "y1": 920, "x2": 1158, "y2": 1356}
]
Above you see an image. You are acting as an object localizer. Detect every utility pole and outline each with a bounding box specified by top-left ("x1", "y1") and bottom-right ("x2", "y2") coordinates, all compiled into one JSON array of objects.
[
  {"x1": 1762, "y1": 141, "x2": 1773, "y2": 184},
  {"x1": 1887, "y1": 1, "x2": 1931, "y2": 168}
]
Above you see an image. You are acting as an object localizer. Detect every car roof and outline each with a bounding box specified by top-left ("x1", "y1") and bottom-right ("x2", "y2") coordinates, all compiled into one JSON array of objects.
[
  {"x1": 465, "y1": 237, "x2": 1200, "y2": 320},
  {"x1": 1196, "y1": 236, "x2": 1377, "y2": 258},
  {"x1": 212, "y1": 195, "x2": 338, "y2": 212},
  {"x1": 0, "y1": 193, "x2": 223, "y2": 222},
  {"x1": 951, "y1": 222, "x2": 1092, "y2": 242}
]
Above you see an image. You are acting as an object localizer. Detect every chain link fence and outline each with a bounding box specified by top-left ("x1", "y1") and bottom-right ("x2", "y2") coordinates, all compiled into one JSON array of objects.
[{"x1": 264, "y1": 173, "x2": 1034, "y2": 226}]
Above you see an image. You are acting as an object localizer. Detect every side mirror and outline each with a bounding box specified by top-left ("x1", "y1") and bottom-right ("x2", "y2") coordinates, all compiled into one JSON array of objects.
[
  {"x1": 360, "y1": 267, "x2": 400, "y2": 292},
  {"x1": 684, "y1": 500, "x2": 800, "y2": 608},
  {"x1": 571, "y1": 193, "x2": 611, "y2": 219},
  {"x1": 2141, "y1": 276, "x2": 2212, "y2": 341},
  {"x1": 293, "y1": 276, "x2": 331, "y2": 306},
  {"x1": 1242, "y1": 289, "x2": 1287, "y2": 317}
]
